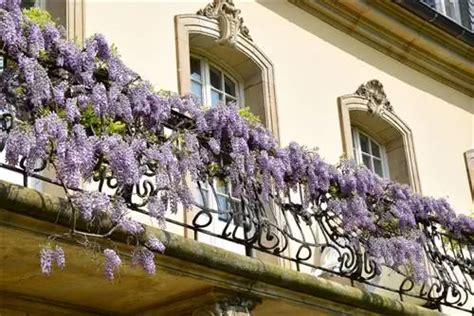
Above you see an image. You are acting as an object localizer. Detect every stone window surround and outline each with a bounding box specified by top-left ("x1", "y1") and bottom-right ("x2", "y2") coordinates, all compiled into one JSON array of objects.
[
  {"x1": 174, "y1": 14, "x2": 280, "y2": 139},
  {"x1": 338, "y1": 94, "x2": 422, "y2": 193},
  {"x1": 464, "y1": 149, "x2": 474, "y2": 201}
]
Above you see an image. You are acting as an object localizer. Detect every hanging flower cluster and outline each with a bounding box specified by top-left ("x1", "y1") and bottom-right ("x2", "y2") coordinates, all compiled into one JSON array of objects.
[{"x1": 0, "y1": 0, "x2": 472, "y2": 282}]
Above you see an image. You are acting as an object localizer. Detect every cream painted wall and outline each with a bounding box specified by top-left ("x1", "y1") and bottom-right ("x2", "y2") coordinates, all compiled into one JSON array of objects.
[{"x1": 83, "y1": 0, "x2": 473, "y2": 212}]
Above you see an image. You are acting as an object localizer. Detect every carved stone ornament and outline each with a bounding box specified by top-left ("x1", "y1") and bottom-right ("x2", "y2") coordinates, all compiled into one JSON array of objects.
[
  {"x1": 355, "y1": 79, "x2": 394, "y2": 115},
  {"x1": 197, "y1": 0, "x2": 253, "y2": 46},
  {"x1": 192, "y1": 295, "x2": 260, "y2": 316}
]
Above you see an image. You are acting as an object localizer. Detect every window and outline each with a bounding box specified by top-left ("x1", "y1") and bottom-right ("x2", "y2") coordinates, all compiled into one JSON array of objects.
[
  {"x1": 190, "y1": 56, "x2": 241, "y2": 107},
  {"x1": 338, "y1": 81, "x2": 421, "y2": 192},
  {"x1": 196, "y1": 179, "x2": 242, "y2": 224},
  {"x1": 175, "y1": 14, "x2": 279, "y2": 138},
  {"x1": 352, "y1": 127, "x2": 389, "y2": 178},
  {"x1": 422, "y1": 0, "x2": 463, "y2": 24}
]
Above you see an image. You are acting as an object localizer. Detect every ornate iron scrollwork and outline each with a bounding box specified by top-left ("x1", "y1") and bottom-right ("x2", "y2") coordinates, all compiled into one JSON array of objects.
[{"x1": 0, "y1": 110, "x2": 472, "y2": 313}]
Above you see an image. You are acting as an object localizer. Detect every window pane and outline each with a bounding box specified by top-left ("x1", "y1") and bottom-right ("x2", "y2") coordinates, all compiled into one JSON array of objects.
[
  {"x1": 371, "y1": 140, "x2": 381, "y2": 158},
  {"x1": 362, "y1": 154, "x2": 372, "y2": 170},
  {"x1": 373, "y1": 158, "x2": 383, "y2": 177},
  {"x1": 215, "y1": 179, "x2": 227, "y2": 194},
  {"x1": 224, "y1": 76, "x2": 236, "y2": 96},
  {"x1": 359, "y1": 133, "x2": 370, "y2": 153},
  {"x1": 217, "y1": 195, "x2": 230, "y2": 210},
  {"x1": 190, "y1": 57, "x2": 201, "y2": 81},
  {"x1": 195, "y1": 182, "x2": 209, "y2": 207},
  {"x1": 211, "y1": 90, "x2": 222, "y2": 107},
  {"x1": 21, "y1": 0, "x2": 36, "y2": 9},
  {"x1": 210, "y1": 67, "x2": 222, "y2": 90},
  {"x1": 191, "y1": 81, "x2": 202, "y2": 104},
  {"x1": 444, "y1": 0, "x2": 460, "y2": 21}
]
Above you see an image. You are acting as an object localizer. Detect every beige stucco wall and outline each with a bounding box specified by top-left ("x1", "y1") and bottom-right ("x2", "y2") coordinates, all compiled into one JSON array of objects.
[{"x1": 83, "y1": 0, "x2": 473, "y2": 213}]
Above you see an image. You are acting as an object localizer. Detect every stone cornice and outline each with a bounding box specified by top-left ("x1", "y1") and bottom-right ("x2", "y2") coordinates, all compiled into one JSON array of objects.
[
  {"x1": 0, "y1": 180, "x2": 442, "y2": 316},
  {"x1": 289, "y1": 0, "x2": 474, "y2": 97}
]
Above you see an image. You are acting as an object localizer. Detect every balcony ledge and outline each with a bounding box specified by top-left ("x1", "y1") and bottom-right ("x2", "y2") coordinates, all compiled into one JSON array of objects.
[{"x1": 0, "y1": 180, "x2": 442, "y2": 315}]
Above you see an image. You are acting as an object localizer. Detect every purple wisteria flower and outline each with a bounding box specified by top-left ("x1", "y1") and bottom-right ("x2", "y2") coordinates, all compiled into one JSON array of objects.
[
  {"x1": 103, "y1": 249, "x2": 121, "y2": 281},
  {"x1": 40, "y1": 245, "x2": 66, "y2": 275},
  {"x1": 132, "y1": 247, "x2": 156, "y2": 274},
  {"x1": 2, "y1": 0, "x2": 472, "y2": 284},
  {"x1": 146, "y1": 236, "x2": 166, "y2": 253}
]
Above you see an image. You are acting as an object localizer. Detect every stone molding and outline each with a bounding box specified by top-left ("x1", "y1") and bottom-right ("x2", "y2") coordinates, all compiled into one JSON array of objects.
[
  {"x1": 192, "y1": 294, "x2": 260, "y2": 316},
  {"x1": 197, "y1": 0, "x2": 252, "y2": 46},
  {"x1": 464, "y1": 149, "x2": 474, "y2": 200},
  {"x1": 66, "y1": 0, "x2": 85, "y2": 46},
  {"x1": 289, "y1": 0, "x2": 474, "y2": 97}
]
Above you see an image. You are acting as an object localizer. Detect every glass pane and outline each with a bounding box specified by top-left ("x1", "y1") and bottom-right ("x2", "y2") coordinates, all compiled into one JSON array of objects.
[
  {"x1": 210, "y1": 67, "x2": 222, "y2": 90},
  {"x1": 371, "y1": 140, "x2": 381, "y2": 158},
  {"x1": 211, "y1": 90, "x2": 222, "y2": 107},
  {"x1": 195, "y1": 182, "x2": 209, "y2": 207},
  {"x1": 215, "y1": 179, "x2": 227, "y2": 194},
  {"x1": 217, "y1": 195, "x2": 230, "y2": 210},
  {"x1": 191, "y1": 81, "x2": 202, "y2": 104},
  {"x1": 224, "y1": 76, "x2": 236, "y2": 96},
  {"x1": 373, "y1": 158, "x2": 383, "y2": 177},
  {"x1": 359, "y1": 133, "x2": 370, "y2": 154},
  {"x1": 190, "y1": 57, "x2": 201, "y2": 81},
  {"x1": 362, "y1": 154, "x2": 372, "y2": 170},
  {"x1": 444, "y1": 0, "x2": 460, "y2": 21},
  {"x1": 21, "y1": 0, "x2": 36, "y2": 9}
]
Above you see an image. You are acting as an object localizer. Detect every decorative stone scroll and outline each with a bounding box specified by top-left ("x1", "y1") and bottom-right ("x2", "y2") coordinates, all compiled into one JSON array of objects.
[
  {"x1": 355, "y1": 79, "x2": 394, "y2": 115},
  {"x1": 192, "y1": 295, "x2": 260, "y2": 316},
  {"x1": 197, "y1": 0, "x2": 253, "y2": 46}
]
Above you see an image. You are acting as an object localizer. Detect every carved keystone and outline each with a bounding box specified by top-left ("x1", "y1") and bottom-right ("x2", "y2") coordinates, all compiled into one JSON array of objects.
[{"x1": 197, "y1": 0, "x2": 253, "y2": 46}]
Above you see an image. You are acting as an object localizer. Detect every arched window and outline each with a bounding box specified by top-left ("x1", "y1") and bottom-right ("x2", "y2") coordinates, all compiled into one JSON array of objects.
[
  {"x1": 338, "y1": 80, "x2": 421, "y2": 192},
  {"x1": 175, "y1": 1, "x2": 279, "y2": 137}
]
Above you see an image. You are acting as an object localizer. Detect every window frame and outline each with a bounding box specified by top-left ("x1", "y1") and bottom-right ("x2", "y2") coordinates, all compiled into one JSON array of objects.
[
  {"x1": 424, "y1": 0, "x2": 463, "y2": 24},
  {"x1": 351, "y1": 126, "x2": 390, "y2": 179},
  {"x1": 196, "y1": 179, "x2": 243, "y2": 224},
  {"x1": 190, "y1": 54, "x2": 244, "y2": 108}
]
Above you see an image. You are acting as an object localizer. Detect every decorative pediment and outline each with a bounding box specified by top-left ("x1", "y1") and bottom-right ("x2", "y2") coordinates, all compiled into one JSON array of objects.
[
  {"x1": 197, "y1": 0, "x2": 252, "y2": 46},
  {"x1": 355, "y1": 80, "x2": 393, "y2": 115}
]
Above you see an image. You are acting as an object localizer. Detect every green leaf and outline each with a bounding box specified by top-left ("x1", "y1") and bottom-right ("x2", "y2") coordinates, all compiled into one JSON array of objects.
[
  {"x1": 107, "y1": 120, "x2": 126, "y2": 135},
  {"x1": 23, "y1": 7, "x2": 53, "y2": 27},
  {"x1": 238, "y1": 107, "x2": 261, "y2": 124}
]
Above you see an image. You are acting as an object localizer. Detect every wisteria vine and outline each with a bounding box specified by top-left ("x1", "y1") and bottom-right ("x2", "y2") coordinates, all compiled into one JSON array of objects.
[{"x1": 0, "y1": 0, "x2": 472, "y2": 282}]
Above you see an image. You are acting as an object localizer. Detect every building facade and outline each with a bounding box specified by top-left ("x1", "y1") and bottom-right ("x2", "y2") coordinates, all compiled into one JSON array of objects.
[{"x1": 0, "y1": 0, "x2": 473, "y2": 315}]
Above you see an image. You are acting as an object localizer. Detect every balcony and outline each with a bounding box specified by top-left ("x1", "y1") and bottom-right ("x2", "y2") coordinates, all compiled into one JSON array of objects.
[
  {"x1": 0, "y1": 109, "x2": 472, "y2": 315},
  {"x1": 0, "y1": 2, "x2": 472, "y2": 314}
]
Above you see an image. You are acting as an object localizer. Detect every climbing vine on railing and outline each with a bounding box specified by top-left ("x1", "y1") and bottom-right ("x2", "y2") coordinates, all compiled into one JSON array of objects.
[{"x1": 0, "y1": 0, "x2": 472, "y2": 285}]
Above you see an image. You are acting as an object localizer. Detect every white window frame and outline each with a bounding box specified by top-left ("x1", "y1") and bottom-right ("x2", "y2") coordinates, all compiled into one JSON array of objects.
[
  {"x1": 190, "y1": 54, "x2": 244, "y2": 108},
  {"x1": 196, "y1": 178, "x2": 243, "y2": 224},
  {"x1": 433, "y1": 0, "x2": 462, "y2": 24},
  {"x1": 352, "y1": 127, "x2": 390, "y2": 179}
]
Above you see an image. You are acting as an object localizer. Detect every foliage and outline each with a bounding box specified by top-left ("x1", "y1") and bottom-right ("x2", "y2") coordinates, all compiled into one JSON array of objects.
[
  {"x1": 0, "y1": 0, "x2": 472, "y2": 282},
  {"x1": 238, "y1": 106, "x2": 261, "y2": 124}
]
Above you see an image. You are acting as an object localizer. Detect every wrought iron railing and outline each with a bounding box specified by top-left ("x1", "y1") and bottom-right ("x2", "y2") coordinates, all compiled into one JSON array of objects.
[{"x1": 0, "y1": 111, "x2": 472, "y2": 313}]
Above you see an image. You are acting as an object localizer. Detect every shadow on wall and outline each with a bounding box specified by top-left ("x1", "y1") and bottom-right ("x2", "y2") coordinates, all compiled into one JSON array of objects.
[{"x1": 255, "y1": 0, "x2": 473, "y2": 114}]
